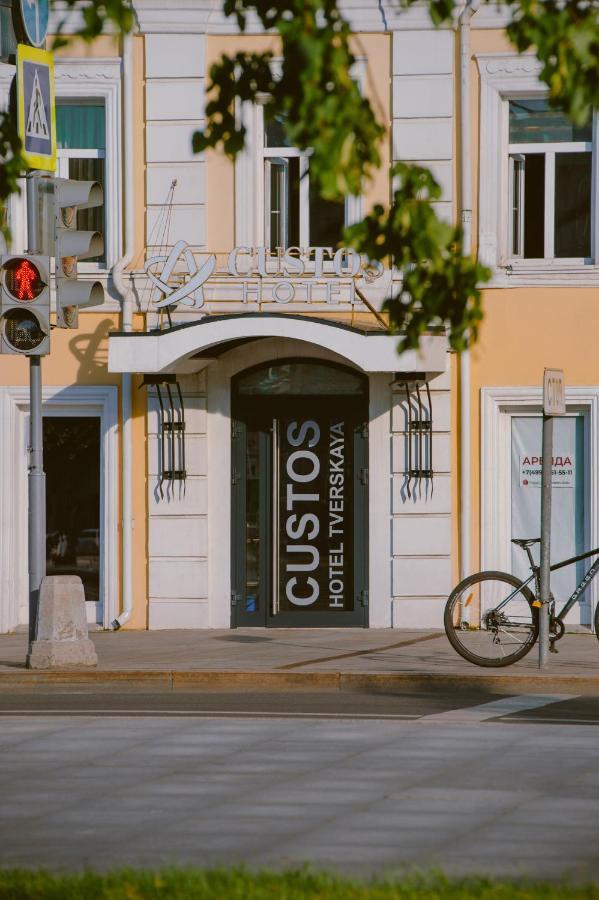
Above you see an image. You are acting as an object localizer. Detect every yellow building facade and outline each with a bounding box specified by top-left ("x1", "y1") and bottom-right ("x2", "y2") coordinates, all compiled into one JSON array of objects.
[{"x1": 0, "y1": 2, "x2": 595, "y2": 634}]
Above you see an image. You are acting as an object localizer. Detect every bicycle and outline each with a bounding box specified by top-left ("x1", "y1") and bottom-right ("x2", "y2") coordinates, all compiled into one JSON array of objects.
[{"x1": 444, "y1": 539, "x2": 599, "y2": 667}]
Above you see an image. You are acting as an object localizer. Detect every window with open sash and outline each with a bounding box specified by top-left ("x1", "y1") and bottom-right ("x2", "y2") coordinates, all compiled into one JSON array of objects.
[
  {"x1": 264, "y1": 113, "x2": 356, "y2": 252},
  {"x1": 56, "y1": 98, "x2": 106, "y2": 266},
  {"x1": 508, "y1": 98, "x2": 593, "y2": 262}
]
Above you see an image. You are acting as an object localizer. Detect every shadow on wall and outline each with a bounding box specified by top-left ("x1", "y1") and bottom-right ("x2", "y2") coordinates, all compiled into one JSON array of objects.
[{"x1": 69, "y1": 318, "x2": 114, "y2": 380}]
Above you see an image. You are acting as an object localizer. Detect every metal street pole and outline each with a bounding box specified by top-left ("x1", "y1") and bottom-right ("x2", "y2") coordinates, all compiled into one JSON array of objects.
[
  {"x1": 538, "y1": 412, "x2": 553, "y2": 669},
  {"x1": 26, "y1": 171, "x2": 46, "y2": 650}
]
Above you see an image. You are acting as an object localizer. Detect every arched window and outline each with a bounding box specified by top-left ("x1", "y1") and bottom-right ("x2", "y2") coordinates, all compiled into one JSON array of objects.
[{"x1": 234, "y1": 360, "x2": 366, "y2": 397}]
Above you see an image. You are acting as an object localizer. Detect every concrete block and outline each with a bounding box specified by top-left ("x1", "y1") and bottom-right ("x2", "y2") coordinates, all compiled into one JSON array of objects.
[
  {"x1": 392, "y1": 390, "x2": 451, "y2": 432},
  {"x1": 148, "y1": 516, "x2": 207, "y2": 557},
  {"x1": 392, "y1": 433, "x2": 451, "y2": 474},
  {"x1": 146, "y1": 204, "x2": 206, "y2": 247},
  {"x1": 393, "y1": 514, "x2": 451, "y2": 557},
  {"x1": 147, "y1": 394, "x2": 206, "y2": 435},
  {"x1": 393, "y1": 118, "x2": 453, "y2": 161},
  {"x1": 148, "y1": 434, "x2": 207, "y2": 477},
  {"x1": 149, "y1": 558, "x2": 208, "y2": 599},
  {"x1": 148, "y1": 476, "x2": 207, "y2": 516},
  {"x1": 149, "y1": 599, "x2": 210, "y2": 629},
  {"x1": 393, "y1": 472, "x2": 451, "y2": 514},
  {"x1": 27, "y1": 576, "x2": 98, "y2": 669},
  {"x1": 146, "y1": 122, "x2": 204, "y2": 164},
  {"x1": 393, "y1": 555, "x2": 452, "y2": 597},
  {"x1": 146, "y1": 79, "x2": 205, "y2": 121},
  {"x1": 393, "y1": 75, "x2": 453, "y2": 119},
  {"x1": 146, "y1": 163, "x2": 206, "y2": 206},
  {"x1": 391, "y1": 596, "x2": 446, "y2": 628},
  {"x1": 393, "y1": 30, "x2": 453, "y2": 76},
  {"x1": 145, "y1": 34, "x2": 205, "y2": 79}
]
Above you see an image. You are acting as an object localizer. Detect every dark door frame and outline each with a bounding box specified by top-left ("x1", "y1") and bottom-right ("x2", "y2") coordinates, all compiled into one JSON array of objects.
[{"x1": 231, "y1": 361, "x2": 369, "y2": 628}]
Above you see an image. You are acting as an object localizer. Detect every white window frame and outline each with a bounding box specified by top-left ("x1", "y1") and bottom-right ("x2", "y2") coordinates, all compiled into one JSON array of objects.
[
  {"x1": 508, "y1": 107, "x2": 593, "y2": 263},
  {"x1": 54, "y1": 58, "x2": 122, "y2": 272},
  {"x1": 235, "y1": 59, "x2": 365, "y2": 254},
  {"x1": 481, "y1": 386, "x2": 599, "y2": 625},
  {"x1": 477, "y1": 53, "x2": 599, "y2": 286},
  {"x1": 0, "y1": 385, "x2": 119, "y2": 633}
]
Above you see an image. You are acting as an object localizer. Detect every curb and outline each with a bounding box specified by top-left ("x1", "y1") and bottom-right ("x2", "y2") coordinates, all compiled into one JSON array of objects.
[{"x1": 1, "y1": 669, "x2": 599, "y2": 693}]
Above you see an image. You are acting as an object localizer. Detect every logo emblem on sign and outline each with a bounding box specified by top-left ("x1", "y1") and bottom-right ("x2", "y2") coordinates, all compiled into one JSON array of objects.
[{"x1": 145, "y1": 240, "x2": 216, "y2": 310}]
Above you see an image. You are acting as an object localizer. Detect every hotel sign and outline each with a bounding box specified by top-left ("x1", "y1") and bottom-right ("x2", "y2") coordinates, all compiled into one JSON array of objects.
[
  {"x1": 279, "y1": 415, "x2": 353, "y2": 613},
  {"x1": 145, "y1": 241, "x2": 384, "y2": 311}
]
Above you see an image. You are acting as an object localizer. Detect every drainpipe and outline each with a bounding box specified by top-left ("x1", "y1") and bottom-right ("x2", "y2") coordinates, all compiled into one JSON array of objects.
[
  {"x1": 111, "y1": 32, "x2": 135, "y2": 628},
  {"x1": 459, "y1": 0, "x2": 479, "y2": 583}
]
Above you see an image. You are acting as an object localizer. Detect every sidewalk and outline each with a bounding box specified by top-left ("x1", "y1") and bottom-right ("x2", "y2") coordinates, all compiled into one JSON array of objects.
[{"x1": 1, "y1": 628, "x2": 598, "y2": 692}]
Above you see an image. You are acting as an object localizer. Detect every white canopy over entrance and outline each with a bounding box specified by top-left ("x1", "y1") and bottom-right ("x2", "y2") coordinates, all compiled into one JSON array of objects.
[{"x1": 108, "y1": 313, "x2": 447, "y2": 375}]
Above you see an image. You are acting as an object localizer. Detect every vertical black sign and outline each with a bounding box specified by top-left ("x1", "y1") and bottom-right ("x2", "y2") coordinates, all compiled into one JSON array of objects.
[{"x1": 278, "y1": 414, "x2": 354, "y2": 613}]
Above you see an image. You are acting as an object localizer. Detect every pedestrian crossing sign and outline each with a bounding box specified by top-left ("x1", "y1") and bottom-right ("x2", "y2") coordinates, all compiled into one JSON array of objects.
[{"x1": 17, "y1": 44, "x2": 56, "y2": 171}]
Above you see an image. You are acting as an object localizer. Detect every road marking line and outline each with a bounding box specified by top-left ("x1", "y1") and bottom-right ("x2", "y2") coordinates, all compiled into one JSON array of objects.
[{"x1": 418, "y1": 693, "x2": 576, "y2": 724}]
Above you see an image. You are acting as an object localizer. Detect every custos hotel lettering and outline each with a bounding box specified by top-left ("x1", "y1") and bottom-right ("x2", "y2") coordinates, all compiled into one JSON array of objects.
[{"x1": 1, "y1": 2, "x2": 596, "y2": 638}]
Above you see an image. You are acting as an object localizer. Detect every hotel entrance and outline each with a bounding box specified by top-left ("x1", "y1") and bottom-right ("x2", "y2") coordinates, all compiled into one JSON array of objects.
[{"x1": 231, "y1": 360, "x2": 369, "y2": 627}]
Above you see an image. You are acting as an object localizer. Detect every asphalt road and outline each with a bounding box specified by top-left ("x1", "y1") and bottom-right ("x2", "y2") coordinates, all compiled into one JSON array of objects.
[
  {"x1": 1, "y1": 688, "x2": 599, "y2": 880},
  {"x1": 0, "y1": 686, "x2": 599, "y2": 723}
]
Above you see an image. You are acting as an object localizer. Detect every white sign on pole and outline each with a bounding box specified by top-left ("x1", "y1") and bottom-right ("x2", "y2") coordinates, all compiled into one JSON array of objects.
[{"x1": 543, "y1": 368, "x2": 566, "y2": 416}]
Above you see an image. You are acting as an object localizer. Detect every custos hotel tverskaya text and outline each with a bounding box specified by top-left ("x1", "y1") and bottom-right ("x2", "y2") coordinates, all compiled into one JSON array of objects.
[{"x1": 0, "y1": 1, "x2": 597, "y2": 634}]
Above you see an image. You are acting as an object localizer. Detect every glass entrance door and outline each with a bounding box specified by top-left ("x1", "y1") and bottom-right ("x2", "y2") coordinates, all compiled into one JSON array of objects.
[
  {"x1": 231, "y1": 361, "x2": 368, "y2": 627},
  {"x1": 44, "y1": 416, "x2": 102, "y2": 623}
]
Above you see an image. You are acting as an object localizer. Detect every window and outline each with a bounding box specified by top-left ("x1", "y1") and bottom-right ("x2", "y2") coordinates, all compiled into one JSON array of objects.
[
  {"x1": 56, "y1": 99, "x2": 107, "y2": 265},
  {"x1": 477, "y1": 53, "x2": 599, "y2": 282},
  {"x1": 481, "y1": 386, "x2": 598, "y2": 628},
  {"x1": 263, "y1": 113, "x2": 348, "y2": 251},
  {"x1": 235, "y1": 62, "x2": 364, "y2": 252},
  {"x1": 51, "y1": 58, "x2": 122, "y2": 271},
  {"x1": 508, "y1": 99, "x2": 592, "y2": 261}
]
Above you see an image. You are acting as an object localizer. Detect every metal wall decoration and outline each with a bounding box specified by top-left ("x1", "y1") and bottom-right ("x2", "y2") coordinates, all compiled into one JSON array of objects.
[
  {"x1": 394, "y1": 373, "x2": 434, "y2": 497},
  {"x1": 142, "y1": 375, "x2": 187, "y2": 497}
]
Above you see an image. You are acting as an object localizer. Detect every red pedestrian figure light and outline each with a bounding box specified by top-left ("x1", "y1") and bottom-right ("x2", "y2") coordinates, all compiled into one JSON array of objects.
[
  {"x1": 14, "y1": 260, "x2": 38, "y2": 300},
  {"x1": 4, "y1": 258, "x2": 44, "y2": 302}
]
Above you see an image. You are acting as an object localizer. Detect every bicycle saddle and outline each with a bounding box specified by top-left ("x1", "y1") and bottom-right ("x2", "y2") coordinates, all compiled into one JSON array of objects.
[{"x1": 511, "y1": 538, "x2": 540, "y2": 548}]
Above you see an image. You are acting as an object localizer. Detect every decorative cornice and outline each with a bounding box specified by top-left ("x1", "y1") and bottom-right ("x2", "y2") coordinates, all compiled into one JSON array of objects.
[
  {"x1": 44, "y1": 0, "x2": 515, "y2": 37},
  {"x1": 476, "y1": 52, "x2": 542, "y2": 81},
  {"x1": 54, "y1": 58, "x2": 122, "y2": 82},
  {"x1": 131, "y1": 0, "x2": 512, "y2": 35}
]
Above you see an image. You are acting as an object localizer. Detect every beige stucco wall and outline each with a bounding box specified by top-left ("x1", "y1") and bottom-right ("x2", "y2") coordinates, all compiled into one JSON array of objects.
[
  {"x1": 0, "y1": 310, "x2": 149, "y2": 629},
  {"x1": 464, "y1": 27, "x2": 595, "y2": 574},
  {"x1": 205, "y1": 32, "x2": 391, "y2": 253},
  {"x1": 53, "y1": 34, "x2": 121, "y2": 59}
]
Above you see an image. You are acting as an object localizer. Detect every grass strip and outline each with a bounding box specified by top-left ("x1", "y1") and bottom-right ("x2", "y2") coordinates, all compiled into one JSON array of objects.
[{"x1": 0, "y1": 869, "x2": 597, "y2": 900}]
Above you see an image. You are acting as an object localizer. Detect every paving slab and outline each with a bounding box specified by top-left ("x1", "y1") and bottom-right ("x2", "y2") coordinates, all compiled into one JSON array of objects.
[
  {"x1": 0, "y1": 628, "x2": 598, "y2": 692},
  {"x1": 4, "y1": 715, "x2": 596, "y2": 878}
]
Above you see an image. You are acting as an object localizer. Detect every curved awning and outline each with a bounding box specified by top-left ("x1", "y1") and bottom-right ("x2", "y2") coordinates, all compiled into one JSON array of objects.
[{"x1": 108, "y1": 313, "x2": 447, "y2": 375}]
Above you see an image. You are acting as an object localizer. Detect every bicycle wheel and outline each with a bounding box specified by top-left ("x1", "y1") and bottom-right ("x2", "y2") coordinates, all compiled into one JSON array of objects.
[
  {"x1": 594, "y1": 598, "x2": 599, "y2": 644},
  {"x1": 444, "y1": 571, "x2": 538, "y2": 668}
]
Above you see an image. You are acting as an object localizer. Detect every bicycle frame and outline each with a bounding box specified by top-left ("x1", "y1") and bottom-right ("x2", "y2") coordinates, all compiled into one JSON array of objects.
[{"x1": 494, "y1": 546, "x2": 599, "y2": 622}]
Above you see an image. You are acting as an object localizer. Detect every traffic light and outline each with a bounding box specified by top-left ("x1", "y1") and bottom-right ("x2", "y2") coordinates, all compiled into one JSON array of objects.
[
  {"x1": 54, "y1": 178, "x2": 105, "y2": 328},
  {"x1": 38, "y1": 177, "x2": 105, "y2": 329},
  {"x1": 0, "y1": 255, "x2": 50, "y2": 355}
]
